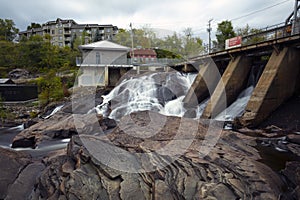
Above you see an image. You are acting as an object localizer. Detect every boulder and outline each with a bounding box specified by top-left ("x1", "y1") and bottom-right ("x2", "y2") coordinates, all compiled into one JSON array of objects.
[
  {"x1": 0, "y1": 147, "x2": 31, "y2": 199},
  {"x1": 9, "y1": 68, "x2": 30, "y2": 79}
]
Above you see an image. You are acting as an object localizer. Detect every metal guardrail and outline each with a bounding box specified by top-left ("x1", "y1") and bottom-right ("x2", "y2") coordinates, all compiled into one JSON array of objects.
[
  {"x1": 76, "y1": 57, "x2": 184, "y2": 67},
  {"x1": 211, "y1": 21, "x2": 300, "y2": 53}
]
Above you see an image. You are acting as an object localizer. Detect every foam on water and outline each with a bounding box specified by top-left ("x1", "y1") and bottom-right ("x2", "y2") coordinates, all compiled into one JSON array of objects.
[{"x1": 96, "y1": 72, "x2": 202, "y2": 120}]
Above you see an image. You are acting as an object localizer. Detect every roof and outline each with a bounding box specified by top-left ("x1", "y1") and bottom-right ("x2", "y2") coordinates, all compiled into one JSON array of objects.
[
  {"x1": 0, "y1": 78, "x2": 15, "y2": 84},
  {"x1": 131, "y1": 49, "x2": 157, "y2": 56},
  {"x1": 79, "y1": 40, "x2": 130, "y2": 51}
]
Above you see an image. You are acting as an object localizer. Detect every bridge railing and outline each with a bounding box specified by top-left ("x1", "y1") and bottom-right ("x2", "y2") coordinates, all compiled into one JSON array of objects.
[{"x1": 211, "y1": 21, "x2": 300, "y2": 53}]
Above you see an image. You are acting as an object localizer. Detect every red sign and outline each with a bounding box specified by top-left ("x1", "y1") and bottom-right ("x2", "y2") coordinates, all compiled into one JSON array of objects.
[{"x1": 225, "y1": 36, "x2": 242, "y2": 49}]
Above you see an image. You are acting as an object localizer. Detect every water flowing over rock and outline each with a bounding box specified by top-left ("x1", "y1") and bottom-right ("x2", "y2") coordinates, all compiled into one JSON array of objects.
[{"x1": 95, "y1": 71, "x2": 200, "y2": 121}]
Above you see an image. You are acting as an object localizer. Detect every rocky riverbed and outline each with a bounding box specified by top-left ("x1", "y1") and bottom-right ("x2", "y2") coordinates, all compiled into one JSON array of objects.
[{"x1": 0, "y1": 106, "x2": 300, "y2": 199}]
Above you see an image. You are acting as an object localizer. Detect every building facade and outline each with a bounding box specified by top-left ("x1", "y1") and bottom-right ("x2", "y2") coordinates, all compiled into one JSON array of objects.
[
  {"x1": 77, "y1": 40, "x2": 131, "y2": 86},
  {"x1": 19, "y1": 18, "x2": 118, "y2": 47},
  {"x1": 130, "y1": 48, "x2": 157, "y2": 63}
]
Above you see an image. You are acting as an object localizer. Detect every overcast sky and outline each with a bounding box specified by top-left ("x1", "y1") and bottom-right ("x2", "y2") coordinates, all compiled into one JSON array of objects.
[{"x1": 0, "y1": 0, "x2": 296, "y2": 42}]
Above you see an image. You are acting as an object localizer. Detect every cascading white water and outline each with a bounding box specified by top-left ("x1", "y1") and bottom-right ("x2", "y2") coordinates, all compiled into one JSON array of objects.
[
  {"x1": 215, "y1": 86, "x2": 254, "y2": 121},
  {"x1": 96, "y1": 72, "x2": 205, "y2": 121},
  {"x1": 214, "y1": 64, "x2": 265, "y2": 122},
  {"x1": 42, "y1": 105, "x2": 64, "y2": 119}
]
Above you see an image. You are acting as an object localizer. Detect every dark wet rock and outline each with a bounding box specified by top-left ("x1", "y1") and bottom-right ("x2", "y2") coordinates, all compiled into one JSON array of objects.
[
  {"x1": 12, "y1": 110, "x2": 115, "y2": 148},
  {"x1": 207, "y1": 183, "x2": 237, "y2": 200},
  {"x1": 5, "y1": 162, "x2": 45, "y2": 200},
  {"x1": 28, "y1": 111, "x2": 298, "y2": 199},
  {"x1": 287, "y1": 134, "x2": 300, "y2": 145},
  {"x1": 11, "y1": 135, "x2": 36, "y2": 148},
  {"x1": 100, "y1": 118, "x2": 117, "y2": 130},
  {"x1": 70, "y1": 87, "x2": 107, "y2": 114},
  {"x1": 0, "y1": 148, "x2": 31, "y2": 199},
  {"x1": 40, "y1": 103, "x2": 60, "y2": 118},
  {"x1": 157, "y1": 86, "x2": 176, "y2": 104},
  {"x1": 281, "y1": 161, "x2": 300, "y2": 199},
  {"x1": 24, "y1": 118, "x2": 39, "y2": 129}
]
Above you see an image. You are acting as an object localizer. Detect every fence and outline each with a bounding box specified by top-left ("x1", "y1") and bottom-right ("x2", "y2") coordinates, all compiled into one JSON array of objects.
[{"x1": 211, "y1": 20, "x2": 300, "y2": 53}]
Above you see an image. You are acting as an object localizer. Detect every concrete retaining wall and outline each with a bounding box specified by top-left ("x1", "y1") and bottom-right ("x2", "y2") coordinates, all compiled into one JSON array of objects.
[
  {"x1": 201, "y1": 55, "x2": 252, "y2": 119},
  {"x1": 183, "y1": 60, "x2": 221, "y2": 109},
  {"x1": 240, "y1": 47, "x2": 300, "y2": 127}
]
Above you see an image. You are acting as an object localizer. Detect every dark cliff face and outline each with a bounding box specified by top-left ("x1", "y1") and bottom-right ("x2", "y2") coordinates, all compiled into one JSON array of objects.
[{"x1": 1, "y1": 111, "x2": 299, "y2": 199}]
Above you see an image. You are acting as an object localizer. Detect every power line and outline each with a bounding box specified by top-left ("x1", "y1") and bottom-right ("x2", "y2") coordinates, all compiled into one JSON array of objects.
[{"x1": 230, "y1": 0, "x2": 292, "y2": 21}]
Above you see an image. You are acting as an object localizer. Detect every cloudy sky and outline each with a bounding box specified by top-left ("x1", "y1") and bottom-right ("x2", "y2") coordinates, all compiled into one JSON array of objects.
[{"x1": 0, "y1": 0, "x2": 295, "y2": 42}]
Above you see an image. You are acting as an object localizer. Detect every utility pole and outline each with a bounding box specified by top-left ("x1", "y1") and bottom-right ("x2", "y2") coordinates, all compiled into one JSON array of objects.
[
  {"x1": 130, "y1": 22, "x2": 135, "y2": 64},
  {"x1": 292, "y1": 0, "x2": 300, "y2": 34},
  {"x1": 207, "y1": 19, "x2": 213, "y2": 54}
]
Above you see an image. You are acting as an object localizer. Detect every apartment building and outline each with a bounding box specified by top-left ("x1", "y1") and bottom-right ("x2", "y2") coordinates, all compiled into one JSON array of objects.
[{"x1": 18, "y1": 18, "x2": 118, "y2": 47}]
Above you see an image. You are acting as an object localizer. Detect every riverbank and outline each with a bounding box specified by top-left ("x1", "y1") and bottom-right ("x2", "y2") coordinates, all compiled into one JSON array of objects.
[{"x1": 0, "y1": 110, "x2": 299, "y2": 199}]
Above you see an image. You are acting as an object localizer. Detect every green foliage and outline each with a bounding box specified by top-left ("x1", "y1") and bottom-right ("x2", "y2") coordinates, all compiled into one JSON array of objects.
[
  {"x1": 27, "y1": 22, "x2": 42, "y2": 30},
  {"x1": 0, "y1": 96, "x2": 6, "y2": 125},
  {"x1": 82, "y1": 30, "x2": 90, "y2": 45},
  {"x1": 113, "y1": 27, "x2": 204, "y2": 58},
  {"x1": 155, "y1": 49, "x2": 182, "y2": 59},
  {"x1": 216, "y1": 20, "x2": 236, "y2": 50},
  {"x1": 236, "y1": 24, "x2": 265, "y2": 45},
  {"x1": 0, "y1": 40, "x2": 18, "y2": 69},
  {"x1": 0, "y1": 31, "x2": 80, "y2": 73},
  {"x1": 0, "y1": 19, "x2": 18, "y2": 41},
  {"x1": 112, "y1": 28, "x2": 132, "y2": 47},
  {"x1": 36, "y1": 70, "x2": 64, "y2": 107},
  {"x1": 93, "y1": 29, "x2": 101, "y2": 42},
  {"x1": 0, "y1": 96, "x2": 15, "y2": 125}
]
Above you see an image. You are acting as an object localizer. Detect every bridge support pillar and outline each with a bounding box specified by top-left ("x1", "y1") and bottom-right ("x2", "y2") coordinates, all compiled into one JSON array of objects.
[
  {"x1": 239, "y1": 47, "x2": 300, "y2": 127},
  {"x1": 201, "y1": 55, "x2": 252, "y2": 119},
  {"x1": 183, "y1": 59, "x2": 220, "y2": 109}
]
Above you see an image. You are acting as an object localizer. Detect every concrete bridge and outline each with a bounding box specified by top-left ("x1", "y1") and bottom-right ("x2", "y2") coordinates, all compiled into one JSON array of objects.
[{"x1": 180, "y1": 22, "x2": 300, "y2": 127}]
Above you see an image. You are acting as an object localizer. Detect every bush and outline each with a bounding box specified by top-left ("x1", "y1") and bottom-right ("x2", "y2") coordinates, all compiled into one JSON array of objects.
[{"x1": 36, "y1": 70, "x2": 64, "y2": 107}]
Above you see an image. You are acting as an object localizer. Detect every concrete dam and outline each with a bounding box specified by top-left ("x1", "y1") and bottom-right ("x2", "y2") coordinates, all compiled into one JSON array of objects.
[{"x1": 180, "y1": 29, "x2": 300, "y2": 128}]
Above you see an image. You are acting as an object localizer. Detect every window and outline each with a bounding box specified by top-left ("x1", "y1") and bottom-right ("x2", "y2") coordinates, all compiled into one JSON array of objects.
[
  {"x1": 59, "y1": 29, "x2": 63, "y2": 34},
  {"x1": 96, "y1": 52, "x2": 101, "y2": 64},
  {"x1": 51, "y1": 30, "x2": 55, "y2": 35},
  {"x1": 59, "y1": 36, "x2": 63, "y2": 40},
  {"x1": 59, "y1": 42, "x2": 63, "y2": 47}
]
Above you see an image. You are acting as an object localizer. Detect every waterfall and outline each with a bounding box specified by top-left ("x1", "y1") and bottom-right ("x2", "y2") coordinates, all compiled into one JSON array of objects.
[
  {"x1": 215, "y1": 86, "x2": 254, "y2": 121},
  {"x1": 95, "y1": 72, "x2": 205, "y2": 121},
  {"x1": 214, "y1": 64, "x2": 265, "y2": 122},
  {"x1": 42, "y1": 105, "x2": 64, "y2": 119}
]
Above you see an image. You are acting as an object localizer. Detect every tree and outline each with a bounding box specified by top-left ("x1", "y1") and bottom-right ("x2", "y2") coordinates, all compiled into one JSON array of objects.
[
  {"x1": 0, "y1": 19, "x2": 19, "y2": 41},
  {"x1": 93, "y1": 29, "x2": 101, "y2": 42},
  {"x1": 0, "y1": 96, "x2": 7, "y2": 126},
  {"x1": 27, "y1": 22, "x2": 42, "y2": 30},
  {"x1": 182, "y1": 28, "x2": 204, "y2": 58},
  {"x1": 215, "y1": 20, "x2": 236, "y2": 50},
  {"x1": 81, "y1": 30, "x2": 90, "y2": 45},
  {"x1": 236, "y1": 24, "x2": 265, "y2": 45},
  {"x1": 112, "y1": 28, "x2": 132, "y2": 47},
  {"x1": 37, "y1": 70, "x2": 64, "y2": 106}
]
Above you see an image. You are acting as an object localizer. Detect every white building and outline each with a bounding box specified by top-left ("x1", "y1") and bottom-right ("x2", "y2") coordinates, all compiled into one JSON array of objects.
[{"x1": 77, "y1": 40, "x2": 132, "y2": 86}]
